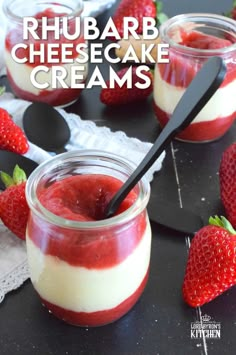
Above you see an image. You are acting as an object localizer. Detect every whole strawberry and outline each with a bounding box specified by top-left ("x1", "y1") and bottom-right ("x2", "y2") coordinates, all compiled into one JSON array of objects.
[
  {"x1": 100, "y1": 67, "x2": 153, "y2": 105},
  {"x1": 0, "y1": 107, "x2": 29, "y2": 154},
  {"x1": 228, "y1": 0, "x2": 236, "y2": 20},
  {"x1": 219, "y1": 142, "x2": 236, "y2": 228},
  {"x1": 112, "y1": 0, "x2": 157, "y2": 39},
  {"x1": 0, "y1": 165, "x2": 29, "y2": 240},
  {"x1": 183, "y1": 216, "x2": 236, "y2": 307}
]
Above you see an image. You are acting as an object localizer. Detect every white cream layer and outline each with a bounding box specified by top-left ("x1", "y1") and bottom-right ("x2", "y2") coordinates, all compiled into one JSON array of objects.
[
  {"x1": 154, "y1": 65, "x2": 236, "y2": 122},
  {"x1": 26, "y1": 222, "x2": 151, "y2": 313},
  {"x1": 5, "y1": 51, "x2": 88, "y2": 96}
]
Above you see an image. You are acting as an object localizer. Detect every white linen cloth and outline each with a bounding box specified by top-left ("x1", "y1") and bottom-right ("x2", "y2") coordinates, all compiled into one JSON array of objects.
[{"x1": 0, "y1": 0, "x2": 165, "y2": 303}]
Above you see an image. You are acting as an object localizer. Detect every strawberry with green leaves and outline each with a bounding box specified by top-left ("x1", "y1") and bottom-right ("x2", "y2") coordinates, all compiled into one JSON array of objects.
[
  {"x1": 0, "y1": 107, "x2": 29, "y2": 154},
  {"x1": 219, "y1": 142, "x2": 236, "y2": 229},
  {"x1": 0, "y1": 165, "x2": 29, "y2": 240},
  {"x1": 112, "y1": 0, "x2": 157, "y2": 39},
  {"x1": 183, "y1": 216, "x2": 236, "y2": 307},
  {"x1": 227, "y1": 0, "x2": 236, "y2": 20},
  {"x1": 100, "y1": 66, "x2": 153, "y2": 105},
  {"x1": 112, "y1": 1, "x2": 167, "y2": 39}
]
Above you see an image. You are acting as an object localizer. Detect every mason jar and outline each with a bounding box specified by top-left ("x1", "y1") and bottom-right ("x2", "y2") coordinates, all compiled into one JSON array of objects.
[
  {"x1": 3, "y1": 0, "x2": 88, "y2": 107},
  {"x1": 25, "y1": 150, "x2": 151, "y2": 327},
  {"x1": 154, "y1": 13, "x2": 236, "y2": 143}
]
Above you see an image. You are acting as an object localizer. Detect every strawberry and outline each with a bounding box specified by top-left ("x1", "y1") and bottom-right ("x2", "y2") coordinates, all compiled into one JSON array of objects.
[
  {"x1": 0, "y1": 108, "x2": 29, "y2": 154},
  {"x1": 100, "y1": 66, "x2": 153, "y2": 105},
  {"x1": 182, "y1": 216, "x2": 236, "y2": 307},
  {"x1": 227, "y1": 0, "x2": 236, "y2": 20},
  {"x1": 219, "y1": 142, "x2": 236, "y2": 228},
  {"x1": 0, "y1": 165, "x2": 29, "y2": 240},
  {"x1": 112, "y1": 0, "x2": 157, "y2": 39}
]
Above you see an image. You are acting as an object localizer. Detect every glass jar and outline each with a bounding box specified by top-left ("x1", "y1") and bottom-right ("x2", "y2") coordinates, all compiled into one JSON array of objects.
[
  {"x1": 154, "y1": 13, "x2": 236, "y2": 143},
  {"x1": 3, "y1": 0, "x2": 88, "y2": 107},
  {"x1": 25, "y1": 150, "x2": 151, "y2": 327}
]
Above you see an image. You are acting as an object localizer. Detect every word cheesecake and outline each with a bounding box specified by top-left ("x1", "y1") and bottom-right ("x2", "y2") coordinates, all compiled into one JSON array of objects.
[{"x1": 9, "y1": 15, "x2": 169, "y2": 90}]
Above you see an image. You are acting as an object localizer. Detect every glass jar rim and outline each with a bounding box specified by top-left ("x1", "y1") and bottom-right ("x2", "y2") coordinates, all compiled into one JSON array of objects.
[
  {"x1": 2, "y1": 0, "x2": 84, "y2": 24},
  {"x1": 26, "y1": 150, "x2": 150, "y2": 230},
  {"x1": 160, "y1": 13, "x2": 236, "y2": 56}
]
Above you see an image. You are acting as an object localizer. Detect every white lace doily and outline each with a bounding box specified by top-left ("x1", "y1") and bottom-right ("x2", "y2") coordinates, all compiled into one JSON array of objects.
[
  {"x1": 0, "y1": 223, "x2": 29, "y2": 303},
  {"x1": 0, "y1": 92, "x2": 165, "y2": 303}
]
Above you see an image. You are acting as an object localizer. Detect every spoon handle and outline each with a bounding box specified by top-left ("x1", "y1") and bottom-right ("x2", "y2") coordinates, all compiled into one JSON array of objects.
[
  {"x1": 105, "y1": 56, "x2": 226, "y2": 218},
  {"x1": 55, "y1": 147, "x2": 68, "y2": 154}
]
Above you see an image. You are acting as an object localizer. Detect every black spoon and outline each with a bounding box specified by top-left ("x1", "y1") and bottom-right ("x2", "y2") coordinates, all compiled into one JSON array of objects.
[
  {"x1": 23, "y1": 102, "x2": 71, "y2": 153},
  {"x1": 147, "y1": 198, "x2": 203, "y2": 236},
  {"x1": 0, "y1": 153, "x2": 202, "y2": 235},
  {"x1": 105, "y1": 56, "x2": 226, "y2": 218},
  {"x1": 0, "y1": 150, "x2": 38, "y2": 190}
]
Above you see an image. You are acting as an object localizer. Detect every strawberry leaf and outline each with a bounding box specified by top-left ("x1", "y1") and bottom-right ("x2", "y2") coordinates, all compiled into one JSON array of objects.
[
  {"x1": 157, "y1": 12, "x2": 169, "y2": 25},
  {"x1": 155, "y1": 1, "x2": 168, "y2": 26},
  {"x1": 209, "y1": 215, "x2": 236, "y2": 235},
  {"x1": 156, "y1": 1, "x2": 163, "y2": 13},
  {"x1": 0, "y1": 165, "x2": 26, "y2": 189},
  {"x1": 224, "y1": 0, "x2": 236, "y2": 17},
  {"x1": 13, "y1": 165, "x2": 27, "y2": 185},
  {"x1": 0, "y1": 87, "x2": 5, "y2": 96},
  {"x1": 0, "y1": 171, "x2": 14, "y2": 188}
]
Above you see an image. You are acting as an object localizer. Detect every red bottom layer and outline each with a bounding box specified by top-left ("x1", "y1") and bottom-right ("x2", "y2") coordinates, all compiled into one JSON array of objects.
[
  {"x1": 153, "y1": 103, "x2": 235, "y2": 142},
  {"x1": 38, "y1": 268, "x2": 149, "y2": 327},
  {"x1": 7, "y1": 70, "x2": 84, "y2": 107}
]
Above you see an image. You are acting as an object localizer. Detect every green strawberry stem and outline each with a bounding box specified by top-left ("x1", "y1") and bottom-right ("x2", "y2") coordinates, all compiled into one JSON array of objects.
[
  {"x1": 209, "y1": 215, "x2": 236, "y2": 235},
  {"x1": 0, "y1": 165, "x2": 27, "y2": 188},
  {"x1": 156, "y1": 1, "x2": 169, "y2": 26},
  {"x1": 224, "y1": 0, "x2": 236, "y2": 17},
  {"x1": 156, "y1": 1, "x2": 163, "y2": 13},
  {"x1": 0, "y1": 87, "x2": 5, "y2": 96}
]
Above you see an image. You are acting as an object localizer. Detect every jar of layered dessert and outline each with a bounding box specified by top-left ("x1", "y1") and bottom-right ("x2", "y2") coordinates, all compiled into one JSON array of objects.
[
  {"x1": 3, "y1": 0, "x2": 88, "y2": 107},
  {"x1": 25, "y1": 150, "x2": 151, "y2": 326},
  {"x1": 154, "y1": 13, "x2": 236, "y2": 142}
]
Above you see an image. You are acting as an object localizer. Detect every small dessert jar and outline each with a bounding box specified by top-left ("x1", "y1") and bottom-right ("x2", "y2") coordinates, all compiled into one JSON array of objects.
[
  {"x1": 25, "y1": 150, "x2": 151, "y2": 327},
  {"x1": 154, "y1": 13, "x2": 236, "y2": 143},
  {"x1": 3, "y1": 0, "x2": 88, "y2": 107}
]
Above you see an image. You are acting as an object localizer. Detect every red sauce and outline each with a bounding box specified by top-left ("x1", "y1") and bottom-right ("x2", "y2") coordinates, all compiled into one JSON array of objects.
[
  {"x1": 7, "y1": 69, "x2": 83, "y2": 106},
  {"x1": 27, "y1": 174, "x2": 147, "y2": 269},
  {"x1": 39, "y1": 268, "x2": 149, "y2": 326},
  {"x1": 5, "y1": 8, "x2": 86, "y2": 106},
  {"x1": 5, "y1": 8, "x2": 85, "y2": 67},
  {"x1": 34, "y1": 8, "x2": 66, "y2": 20},
  {"x1": 158, "y1": 31, "x2": 236, "y2": 88},
  {"x1": 179, "y1": 30, "x2": 232, "y2": 49},
  {"x1": 154, "y1": 102, "x2": 236, "y2": 142}
]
